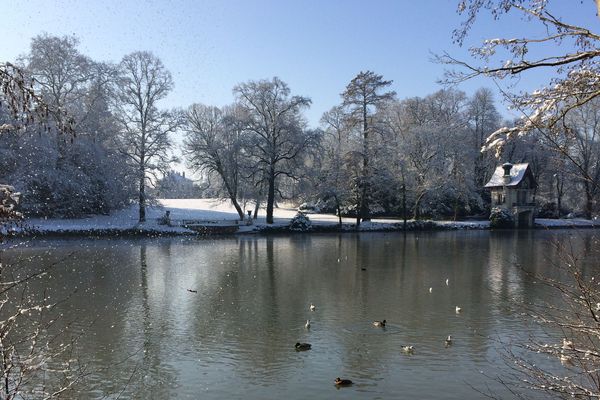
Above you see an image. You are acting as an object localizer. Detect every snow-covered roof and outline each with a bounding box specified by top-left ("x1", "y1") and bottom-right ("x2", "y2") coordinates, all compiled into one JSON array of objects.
[{"x1": 484, "y1": 163, "x2": 532, "y2": 188}]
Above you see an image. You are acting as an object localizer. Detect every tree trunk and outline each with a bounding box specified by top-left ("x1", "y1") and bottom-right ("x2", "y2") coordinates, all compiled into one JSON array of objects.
[
  {"x1": 138, "y1": 168, "x2": 146, "y2": 223},
  {"x1": 355, "y1": 197, "x2": 361, "y2": 229},
  {"x1": 556, "y1": 176, "x2": 562, "y2": 219},
  {"x1": 402, "y1": 183, "x2": 407, "y2": 230},
  {"x1": 585, "y1": 181, "x2": 593, "y2": 219},
  {"x1": 221, "y1": 172, "x2": 244, "y2": 220},
  {"x1": 413, "y1": 191, "x2": 426, "y2": 220},
  {"x1": 335, "y1": 196, "x2": 342, "y2": 228},
  {"x1": 266, "y1": 168, "x2": 276, "y2": 224},
  {"x1": 253, "y1": 198, "x2": 260, "y2": 219},
  {"x1": 361, "y1": 101, "x2": 370, "y2": 222}
]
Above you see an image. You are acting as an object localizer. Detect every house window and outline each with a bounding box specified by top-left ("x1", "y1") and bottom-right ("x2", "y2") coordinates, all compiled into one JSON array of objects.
[
  {"x1": 517, "y1": 190, "x2": 526, "y2": 205},
  {"x1": 496, "y1": 192, "x2": 504, "y2": 205}
]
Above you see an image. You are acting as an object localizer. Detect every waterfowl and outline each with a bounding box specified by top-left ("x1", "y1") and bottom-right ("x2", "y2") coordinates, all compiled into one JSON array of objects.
[
  {"x1": 373, "y1": 319, "x2": 386, "y2": 327},
  {"x1": 560, "y1": 352, "x2": 573, "y2": 364},
  {"x1": 445, "y1": 278, "x2": 449, "y2": 286},
  {"x1": 309, "y1": 303, "x2": 316, "y2": 311},
  {"x1": 455, "y1": 306, "x2": 462, "y2": 314},
  {"x1": 445, "y1": 335, "x2": 453, "y2": 346},
  {"x1": 305, "y1": 320, "x2": 311, "y2": 329},
  {"x1": 295, "y1": 342, "x2": 311, "y2": 351},
  {"x1": 562, "y1": 338, "x2": 574, "y2": 350},
  {"x1": 401, "y1": 345, "x2": 415, "y2": 354},
  {"x1": 187, "y1": 289, "x2": 197, "y2": 293},
  {"x1": 334, "y1": 377, "x2": 353, "y2": 386},
  {"x1": 429, "y1": 287, "x2": 433, "y2": 293}
]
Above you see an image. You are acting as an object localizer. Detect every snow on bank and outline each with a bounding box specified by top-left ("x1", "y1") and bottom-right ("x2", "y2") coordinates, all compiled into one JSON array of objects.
[
  {"x1": 535, "y1": 218, "x2": 600, "y2": 228},
  {"x1": 13, "y1": 198, "x2": 600, "y2": 236}
]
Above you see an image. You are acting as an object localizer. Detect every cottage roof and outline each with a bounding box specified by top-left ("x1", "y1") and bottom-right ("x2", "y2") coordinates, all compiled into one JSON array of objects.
[{"x1": 484, "y1": 163, "x2": 532, "y2": 188}]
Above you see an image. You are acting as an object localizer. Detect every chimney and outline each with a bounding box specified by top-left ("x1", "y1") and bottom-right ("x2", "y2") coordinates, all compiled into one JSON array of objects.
[{"x1": 502, "y1": 162, "x2": 513, "y2": 185}]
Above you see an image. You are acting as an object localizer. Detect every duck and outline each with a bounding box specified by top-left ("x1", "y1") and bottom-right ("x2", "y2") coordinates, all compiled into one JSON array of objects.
[
  {"x1": 455, "y1": 306, "x2": 462, "y2": 314},
  {"x1": 295, "y1": 342, "x2": 311, "y2": 351},
  {"x1": 445, "y1": 335, "x2": 453, "y2": 346},
  {"x1": 401, "y1": 345, "x2": 415, "y2": 354},
  {"x1": 187, "y1": 289, "x2": 198, "y2": 293},
  {"x1": 373, "y1": 319, "x2": 386, "y2": 327},
  {"x1": 334, "y1": 377, "x2": 353, "y2": 386},
  {"x1": 445, "y1": 278, "x2": 449, "y2": 286},
  {"x1": 429, "y1": 287, "x2": 433, "y2": 293},
  {"x1": 560, "y1": 352, "x2": 572, "y2": 364},
  {"x1": 305, "y1": 320, "x2": 311, "y2": 329},
  {"x1": 562, "y1": 338, "x2": 574, "y2": 350},
  {"x1": 309, "y1": 303, "x2": 316, "y2": 311}
]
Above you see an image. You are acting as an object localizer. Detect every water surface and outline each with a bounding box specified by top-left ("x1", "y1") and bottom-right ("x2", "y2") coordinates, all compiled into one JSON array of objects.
[{"x1": 4, "y1": 230, "x2": 596, "y2": 399}]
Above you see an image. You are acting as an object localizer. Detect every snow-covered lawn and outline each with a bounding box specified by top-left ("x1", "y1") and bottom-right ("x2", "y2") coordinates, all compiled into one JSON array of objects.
[{"x1": 16, "y1": 198, "x2": 600, "y2": 236}]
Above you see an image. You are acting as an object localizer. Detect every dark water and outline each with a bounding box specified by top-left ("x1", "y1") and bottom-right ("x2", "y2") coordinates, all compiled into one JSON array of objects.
[{"x1": 3, "y1": 230, "x2": 598, "y2": 399}]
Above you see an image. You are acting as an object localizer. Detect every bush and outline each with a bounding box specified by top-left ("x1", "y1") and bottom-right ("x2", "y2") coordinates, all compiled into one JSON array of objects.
[
  {"x1": 289, "y1": 212, "x2": 312, "y2": 231},
  {"x1": 489, "y1": 207, "x2": 514, "y2": 228}
]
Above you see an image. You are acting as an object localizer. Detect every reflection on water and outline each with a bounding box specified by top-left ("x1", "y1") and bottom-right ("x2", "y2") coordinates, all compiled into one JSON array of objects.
[{"x1": 4, "y1": 230, "x2": 598, "y2": 399}]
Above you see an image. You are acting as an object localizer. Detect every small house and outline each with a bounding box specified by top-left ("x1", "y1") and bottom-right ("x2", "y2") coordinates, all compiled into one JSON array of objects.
[{"x1": 484, "y1": 163, "x2": 537, "y2": 228}]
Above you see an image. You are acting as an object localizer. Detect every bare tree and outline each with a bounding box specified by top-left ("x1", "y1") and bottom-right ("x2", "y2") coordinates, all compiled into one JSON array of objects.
[
  {"x1": 0, "y1": 63, "x2": 58, "y2": 135},
  {"x1": 184, "y1": 103, "x2": 246, "y2": 220},
  {"x1": 233, "y1": 77, "x2": 313, "y2": 224},
  {"x1": 467, "y1": 88, "x2": 501, "y2": 191},
  {"x1": 341, "y1": 71, "x2": 396, "y2": 226},
  {"x1": 113, "y1": 51, "x2": 179, "y2": 222},
  {"x1": 562, "y1": 99, "x2": 600, "y2": 219}
]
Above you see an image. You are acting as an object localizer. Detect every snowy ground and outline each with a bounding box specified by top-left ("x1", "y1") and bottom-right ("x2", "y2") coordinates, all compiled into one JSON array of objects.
[{"x1": 16, "y1": 198, "x2": 600, "y2": 236}]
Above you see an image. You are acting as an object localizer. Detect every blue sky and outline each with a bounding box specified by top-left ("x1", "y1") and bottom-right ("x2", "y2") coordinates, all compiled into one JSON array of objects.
[{"x1": 2, "y1": 0, "x2": 596, "y2": 127}]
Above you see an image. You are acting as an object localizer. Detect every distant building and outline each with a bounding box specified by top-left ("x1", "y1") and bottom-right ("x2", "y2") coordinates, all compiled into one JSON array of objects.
[
  {"x1": 155, "y1": 171, "x2": 200, "y2": 199},
  {"x1": 484, "y1": 163, "x2": 537, "y2": 228}
]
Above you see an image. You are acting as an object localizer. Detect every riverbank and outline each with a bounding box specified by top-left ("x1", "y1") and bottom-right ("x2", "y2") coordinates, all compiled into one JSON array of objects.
[{"x1": 8, "y1": 199, "x2": 600, "y2": 237}]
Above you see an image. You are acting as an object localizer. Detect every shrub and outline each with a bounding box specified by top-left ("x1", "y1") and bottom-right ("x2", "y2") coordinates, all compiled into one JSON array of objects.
[
  {"x1": 489, "y1": 207, "x2": 514, "y2": 228},
  {"x1": 289, "y1": 212, "x2": 312, "y2": 231}
]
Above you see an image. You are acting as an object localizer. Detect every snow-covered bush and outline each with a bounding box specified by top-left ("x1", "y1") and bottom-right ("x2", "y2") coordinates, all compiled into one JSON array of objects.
[
  {"x1": 298, "y1": 202, "x2": 318, "y2": 213},
  {"x1": 489, "y1": 207, "x2": 513, "y2": 228},
  {"x1": 289, "y1": 212, "x2": 312, "y2": 231}
]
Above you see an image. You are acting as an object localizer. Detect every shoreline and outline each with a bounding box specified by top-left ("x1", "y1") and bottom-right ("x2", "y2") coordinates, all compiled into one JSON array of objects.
[
  {"x1": 4, "y1": 199, "x2": 598, "y2": 239},
  {"x1": 7, "y1": 217, "x2": 600, "y2": 239}
]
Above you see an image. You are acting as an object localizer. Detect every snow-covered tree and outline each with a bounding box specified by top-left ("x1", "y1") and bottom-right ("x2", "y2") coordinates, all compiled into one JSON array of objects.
[
  {"x1": 466, "y1": 88, "x2": 501, "y2": 192},
  {"x1": 113, "y1": 51, "x2": 179, "y2": 222},
  {"x1": 341, "y1": 71, "x2": 396, "y2": 226},
  {"x1": 0, "y1": 62, "x2": 86, "y2": 399},
  {"x1": 1, "y1": 35, "x2": 135, "y2": 217},
  {"x1": 561, "y1": 98, "x2": 600, "y2": 218},
  {"x1": 233, "y1": 77, "x2": 314, "y2": 224},
  {"x1": 316, "y1": 106, "x2": 353, "y2": 226},
  {"x1": 440, "y1": 1, "x2": 600, "y2": 216}
]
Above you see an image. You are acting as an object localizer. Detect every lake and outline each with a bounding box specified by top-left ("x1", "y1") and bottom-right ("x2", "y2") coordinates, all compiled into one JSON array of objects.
[{"x1": 4, "y1": 230, "x2": 597, "y2": 399}]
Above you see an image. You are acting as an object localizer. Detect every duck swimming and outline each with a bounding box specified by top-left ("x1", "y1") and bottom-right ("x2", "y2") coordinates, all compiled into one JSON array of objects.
[
  {"x1": 562, "y1": 338, "x2": 574, "y2": 350},
  {"x1": 305, "y1": 320, "x2": 311, "y2": 329},
  {"x1": 455, "y1": 306, "x2": 462, "y2": 314},
  {"x1": 373, "y1": 319, "x2": 386, "y2": 327},
  {"x1": 445, "y1": 335, "x2": 453, "y2": 346},
  {"x1": 334, "y1": 378, "x2": 353, "y2": 386},
  {"x1": 295, "y1": 342, "x2": 311, "y2": 351},
  {"x1": 401, "y1": 345, "x2": 415, "y2": 354},
  {"x1": 309, "y1": 303, "x2": 316, "y2": 311}
]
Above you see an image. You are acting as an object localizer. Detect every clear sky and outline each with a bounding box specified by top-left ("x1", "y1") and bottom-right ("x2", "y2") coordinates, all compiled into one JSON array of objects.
[{"x1": 2, "y1": 0, "x2": 596, "y2": 128}]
